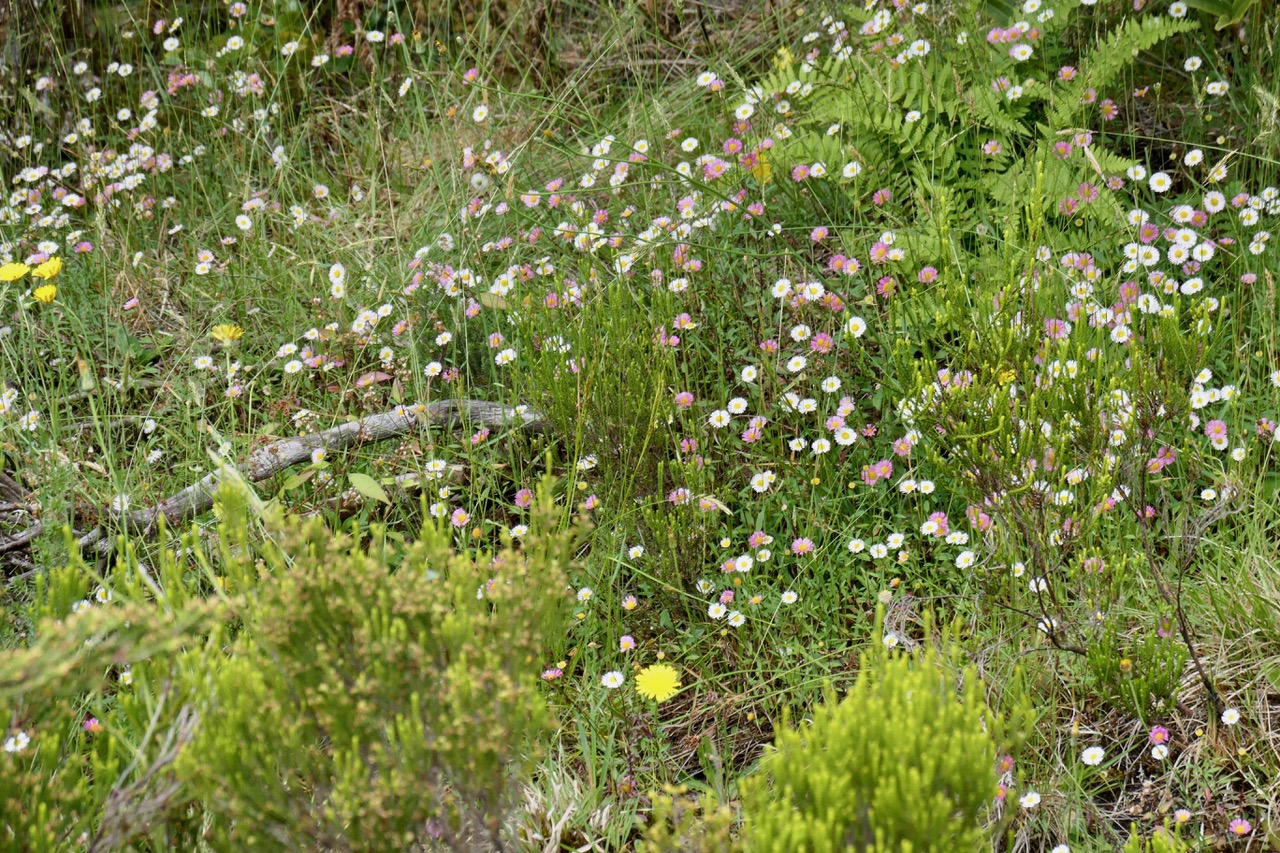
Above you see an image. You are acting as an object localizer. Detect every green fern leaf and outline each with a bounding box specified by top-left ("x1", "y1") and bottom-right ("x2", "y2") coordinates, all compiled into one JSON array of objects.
[{"x1": 1049, "y1": 16, "x2": 1197, "y2": 129}]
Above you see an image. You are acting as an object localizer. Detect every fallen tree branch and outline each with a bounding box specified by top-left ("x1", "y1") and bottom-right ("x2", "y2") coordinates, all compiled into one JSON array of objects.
[
  {"x1": 0, "y1": 472, "x2": 30, "y2": 505},
  {"x1": 0, "y1": 520, "x2": 42, "y2": 554},
  {"x1": 1, "y1": 556, "x2": 39, "y2": 586},
  {"x1": 78, "y1": 398, "x2": 546, "y2": 556}
]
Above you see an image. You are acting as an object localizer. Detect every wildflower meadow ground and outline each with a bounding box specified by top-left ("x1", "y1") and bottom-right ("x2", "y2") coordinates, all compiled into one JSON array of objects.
[{"x1": 1, "y1": 0, "x2": 1280, "y2": 849}]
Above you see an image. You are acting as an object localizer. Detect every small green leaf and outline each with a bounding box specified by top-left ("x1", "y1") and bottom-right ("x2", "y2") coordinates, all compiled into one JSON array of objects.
[
  {"x1": 349, "y1": 471, "x2": 391, "y2": 505},
  {"x1": 280, "y1": 468, "x2": 316, "y2": 492}
]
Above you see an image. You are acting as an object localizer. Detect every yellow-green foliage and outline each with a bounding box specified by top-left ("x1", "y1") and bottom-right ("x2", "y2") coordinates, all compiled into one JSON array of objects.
[
  {"x1": 0, "y1": 481, "x2": 575, "y2": 851},
  {"x1": 741, "y1": 631, "x2": 1000, "y2": 853},
  {"x1": 176, "y1": 495, "x2": 574, "y2": 849},
  {"x1": 0, "y1": 599, "x2": 224, "y2": 851}
]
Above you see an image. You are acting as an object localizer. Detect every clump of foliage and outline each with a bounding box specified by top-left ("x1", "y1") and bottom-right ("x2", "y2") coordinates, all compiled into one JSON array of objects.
[
  {"x1": 177, "y1": 483, "x2": 575, "y2": 848},
  {"x1": 1122, "y1": 821, "x2": 1193, "y2": 853},
  {"x1": 751, "y1": 1, "x2": 1197, "y2": 250},
  {"x1": 740, "y1": 621, "x2": 1024, "y2": 852},
  {"x1": 0, "y1": 596, "x2": 224, "y2": 851},
  {"x1": 0, "y1": 479, "x2": 576, "y2": 850},
  {"x1": 1085, "y1": 614, "x2": 1188, "y2": 721}
]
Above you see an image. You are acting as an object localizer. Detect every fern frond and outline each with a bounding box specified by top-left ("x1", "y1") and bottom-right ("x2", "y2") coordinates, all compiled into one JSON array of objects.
[
  {"x1": 1049, "y1": 16, "x2": 1197, "y2": 129},
  {"x1": 965, "y1": 86, "x2": 1028, "y2": 138}
]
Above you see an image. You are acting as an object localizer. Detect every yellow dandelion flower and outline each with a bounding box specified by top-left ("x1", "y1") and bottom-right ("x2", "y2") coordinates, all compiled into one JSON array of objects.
[
  {"x1": 33, "y1": 284, "x2": 57, "y2": 304},
  {"x1": 31, "y1": 256, "x2": 62, "y2": 279},
  {"x1": 635, "y1": 664, "x2": 682, "y2": 703},
  {"x1": 210, "y1": 324, "x2": 244, "y2": 343},
  {"x1": 0, "y1": 262, "x2": 30, "y2": 282}
]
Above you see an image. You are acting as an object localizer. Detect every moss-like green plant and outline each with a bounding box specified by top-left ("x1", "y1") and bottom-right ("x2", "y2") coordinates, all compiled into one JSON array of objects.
[
  {"x1": 0, "y1": 478, "x2": 576, "y2": 851},
  {"x1": 741, "y1": 625, "x2": 1004, "y2": 853},
  {"x1": 176, "y1": 484, "x2": 575, "y2": 849},
  {"x1": 0, "y1": 596, "x2": 223, "y2": 852}
]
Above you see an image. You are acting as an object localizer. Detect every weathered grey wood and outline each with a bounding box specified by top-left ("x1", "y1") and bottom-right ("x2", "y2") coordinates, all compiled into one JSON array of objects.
[{"x1": 77, "y1": 398, "x2": 546, "y2": 555}]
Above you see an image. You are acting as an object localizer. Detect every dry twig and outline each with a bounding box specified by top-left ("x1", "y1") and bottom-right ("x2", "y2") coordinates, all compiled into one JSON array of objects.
[{"x1": 77, "y1": 398, "x2": 547, "y2": 557}]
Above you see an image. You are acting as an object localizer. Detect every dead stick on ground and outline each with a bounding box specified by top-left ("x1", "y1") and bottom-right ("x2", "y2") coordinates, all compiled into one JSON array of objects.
[
  {"x1": 0, "y1": 520, "x2": 42, "y2": 554},
  {"x1": 78, "y1": 398, "x2": 547, "y2": 556}
]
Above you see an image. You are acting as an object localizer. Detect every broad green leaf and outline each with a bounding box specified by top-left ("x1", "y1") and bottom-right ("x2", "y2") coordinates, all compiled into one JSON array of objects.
[
  {"x1": 1221, "y1": 0, "x2": 1257, "y2": 27},
  {"x1": 975, "y1": 0, "x2": 1021, "y2": 25},
  {"x1": 349, "y1": 471, "x2": 391, "y2": 505},
  {"x1": 280, "y1": 468, "x2": 317, "y2": 492}
]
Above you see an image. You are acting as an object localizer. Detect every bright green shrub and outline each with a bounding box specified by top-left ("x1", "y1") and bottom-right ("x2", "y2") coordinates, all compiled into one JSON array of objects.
[
  {"x1": 0, "y1": 479, "x2": 575, "y2": 851},
  {"x1": 0, "y1": 596, "x2": 222, "y2": 851},
  {"x1": 175, "y1": 489, "x2": 575, "y2": 849},
  {"x1": 741, "y1": 630, "x2": 1001, "y2": 853}
]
